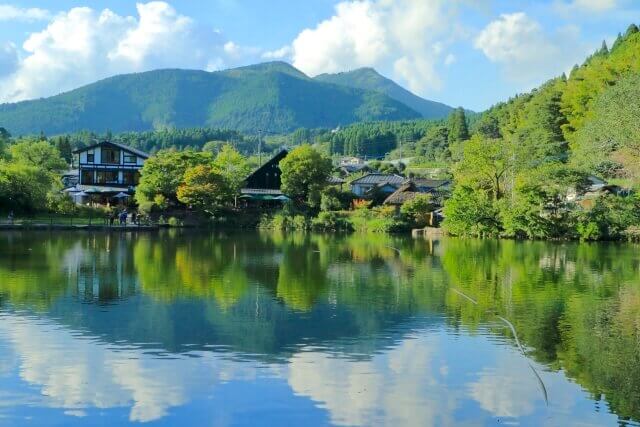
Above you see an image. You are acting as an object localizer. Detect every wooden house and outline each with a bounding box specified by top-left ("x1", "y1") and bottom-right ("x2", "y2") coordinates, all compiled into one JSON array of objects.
[
  {"x1": 70, "y1": 141, "x2": 149, "y2": 203},
  {"x1": 241, "y1": 149, "x2": 289, "y2": 202}
]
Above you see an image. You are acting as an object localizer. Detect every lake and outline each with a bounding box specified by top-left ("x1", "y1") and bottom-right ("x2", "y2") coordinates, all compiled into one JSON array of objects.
[{"x1": 0, "y1": 231, "x2": 638, "y2": 426}]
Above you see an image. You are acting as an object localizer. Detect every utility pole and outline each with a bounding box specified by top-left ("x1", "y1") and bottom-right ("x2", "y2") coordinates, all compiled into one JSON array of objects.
[{"x1": 257, "y1": 130, "x2": 263, "y2": 166}]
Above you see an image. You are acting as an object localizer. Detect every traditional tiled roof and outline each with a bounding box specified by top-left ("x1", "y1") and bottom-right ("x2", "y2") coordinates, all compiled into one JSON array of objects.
[
  {"x1": 327, "y1": 176, "x2": 346, "y2": 184},
  {"x1": 350, "y1": 173, "x2": 406, "y2": 186},
  {"x1": 411, "y1": 178, "x2": 450, "y2": 189}
]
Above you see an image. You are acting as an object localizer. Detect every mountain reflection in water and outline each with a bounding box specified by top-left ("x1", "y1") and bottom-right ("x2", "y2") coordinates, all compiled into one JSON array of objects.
[{"x1": 0, "y1": 231, "x2": 638, "y2": 426}]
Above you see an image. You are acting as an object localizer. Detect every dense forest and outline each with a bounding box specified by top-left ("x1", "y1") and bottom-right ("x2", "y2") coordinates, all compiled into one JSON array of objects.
[{"x1": 440, "y1": 24, "x2": 640, "y2": 240}]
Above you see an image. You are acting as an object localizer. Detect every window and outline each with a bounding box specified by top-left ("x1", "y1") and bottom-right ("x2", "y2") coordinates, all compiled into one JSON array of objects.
[
  {"x1": 123, "y1": 154, "x2": 136, "y2": 164},
  {"x1": 96, "y1": 170, "x2": 119, "y2": 184},
  {"x1": 122, "y1": 171, "x2": 140, "y2": 186},
  {"x1": 81, "y1": 170, "x2": 94, "y2": 184},
  {"x1": 102, "y1": 148, "x2": 120, "y2": 165},
  {"x1": 87, "y1": 153, "x2": 94, "y2": 163}
]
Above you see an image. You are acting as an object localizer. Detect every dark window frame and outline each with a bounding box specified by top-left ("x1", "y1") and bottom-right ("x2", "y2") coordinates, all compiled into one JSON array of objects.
[
  {"x1": 123, "y1": 153, "x2": 137, "y2": 164},
  {"x1": 96, "y1": 170, "x2": 120, "y2": 185},
  {"x1": 81, "y1": 169, "x2": 94, "y2": 185},
  {"x1": 101, "y1": 148, "x2": 121, "y2": 165},
  {"x1": 86, "y1": 153, "x2": 94, "y2": 163},
  {"x1": 122, "y1": 170, "x2": 140, "y2": 186}
]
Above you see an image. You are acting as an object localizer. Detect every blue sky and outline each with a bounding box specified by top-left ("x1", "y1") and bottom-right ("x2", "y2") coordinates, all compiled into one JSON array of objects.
[{"x1": 0, "y1": 0, "x2": 637, "y2": 110}]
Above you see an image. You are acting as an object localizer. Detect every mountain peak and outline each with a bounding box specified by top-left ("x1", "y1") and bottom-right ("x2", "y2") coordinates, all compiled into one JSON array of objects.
[
  {"x1": 314, "y1": 68, "x2": 453, "y2": 119},
  {"x1": 227, "y1": 61, "x2": 308, "y2": 78}
]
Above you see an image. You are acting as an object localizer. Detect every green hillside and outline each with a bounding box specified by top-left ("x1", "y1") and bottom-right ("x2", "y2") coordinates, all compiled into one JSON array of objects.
[
  {"x1": 472, "y1": 24, "x2": 640, "y2": 182},
  {"x1": 314, "y1": 67, "x2": 453, "y2": 119},
  {"x1": 0, "y1": 62, "x2": 422, "y2": 136}
]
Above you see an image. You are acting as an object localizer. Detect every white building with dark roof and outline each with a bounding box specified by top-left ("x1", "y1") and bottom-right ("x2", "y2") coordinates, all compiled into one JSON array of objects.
[{"x1": 71, "y1": 141, "x2": 149, "y2": 202}]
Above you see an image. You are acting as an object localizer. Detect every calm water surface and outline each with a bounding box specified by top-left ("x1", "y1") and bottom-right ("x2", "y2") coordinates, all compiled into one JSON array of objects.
[{"x1": 0, "y1": 231, "x2": 638, "y2": 426}]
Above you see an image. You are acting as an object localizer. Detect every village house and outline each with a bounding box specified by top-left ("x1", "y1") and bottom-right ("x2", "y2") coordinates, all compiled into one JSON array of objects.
[
  {"x1": 68, "y1": 141, "x2": 149, "y2": 204},
  {"x1": 411, "y1": 178, "x2": 452, "y2": 194},
  {"x1": 240, "y1": 149, "x2": 290, "y2": 203},
  {"x1": 349, "y1": 173, "x2": 406, "y2": 198},
  {"x1": 566, "y1": 175, "x2": 629, "y2": 204},
  {"x1": 383, "y1": 181, "x2": 442, "y2": 226}
]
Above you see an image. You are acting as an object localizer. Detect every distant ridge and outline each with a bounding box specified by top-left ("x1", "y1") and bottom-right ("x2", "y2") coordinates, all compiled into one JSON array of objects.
[
  {"x1": 314, "y1": 67, "x2": 454, "y2": 119},
  {"x1": 0, "y1": 62, "x2": 440, "y2": 136}
]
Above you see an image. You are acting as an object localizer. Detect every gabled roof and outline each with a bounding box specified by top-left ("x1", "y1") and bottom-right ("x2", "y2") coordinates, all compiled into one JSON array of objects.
[
  {"x1": 411, "y1": 178, "x2": 451, "y2": 189},
  {"x1": 350, "y1": 173, "x2": 406, "y2": 186},
  {"x1": 73, "y1": 140, "x2": 150, "y2": 159},
  {"x1": 245, "y1": 149, "x2": 288, "y2": 179},
  {"x1": 384, "y1": 182, "x2": 422, "y2": 205}
]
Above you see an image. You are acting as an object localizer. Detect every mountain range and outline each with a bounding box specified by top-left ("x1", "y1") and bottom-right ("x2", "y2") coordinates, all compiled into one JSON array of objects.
[{"x1": 0, "y1": 62, "x2": 453, "y2": 136}]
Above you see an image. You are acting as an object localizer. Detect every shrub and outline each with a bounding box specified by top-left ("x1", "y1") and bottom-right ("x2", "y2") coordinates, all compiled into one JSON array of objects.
[
  {"x1": 259, "y1": 212, "x2": 310, "y2": 231},
  {"x1": 320, "y1": 186, "x2": 353, "y2": 212},
  {"x1": 168, "y1": 217, "x2": 181, "y2": 227},
  {"x1": 349, "y1": 206, "x2": 409, "y2": 233},
  {"x1": 312, "y1": 212, "x2": 354, "y2": 232},
  {"x1": 401, "y1": 194, "x2": 435, "y2": 227},
  {"x1": 575, "y1": 195, "x2": 640, "y2": 240},
  {"x1": 577, "y1": 221, "x2": 601, "y2": 241}
]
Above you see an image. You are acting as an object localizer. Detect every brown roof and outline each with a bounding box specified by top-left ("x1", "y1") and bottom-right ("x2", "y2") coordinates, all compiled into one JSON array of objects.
[{"x1": 384, "y1": 182, "x2": 423, "y2": 205}]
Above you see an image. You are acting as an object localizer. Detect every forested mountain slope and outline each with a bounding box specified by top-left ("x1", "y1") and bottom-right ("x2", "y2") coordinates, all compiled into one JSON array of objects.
[
  {"x1": 0, "y1": 62, "x2": 423, "y2": 135},
  {"x1": 471, "y1": 24, "x2": 640, "y2": 182},
  {"x1": 314, "y1": 68, "x2": 454, "y2": 119}
]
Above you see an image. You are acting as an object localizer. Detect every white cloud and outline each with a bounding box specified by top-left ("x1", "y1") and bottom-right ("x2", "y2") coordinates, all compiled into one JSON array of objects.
[
  {"x1": 0, "y1": 314, "x2": 258, "y2": 423},
  {"x1": 474, "y1": 12, "x2": 586, "y2": 84},
  {"x1": 262, "y1": 45, "x2": 292, "y2": 60},
  {"x1": 444, "y1": 54, "x2": 456, "y2": 66},
  {"x1": 0, "y1": 4, "x2": 50, "y2": 21},
  {"x1": 287, "y1": 335, "x2": 461, "y2": 427},
  {"x1": 468, "y1": 352, "x2": 539, "y2": 418},
  {"x1": 288, "y1": 0, "x2": 463, "y2": 96},
  {"x1": 0, "y1": 2, "x2": 251, "y2": 102}
]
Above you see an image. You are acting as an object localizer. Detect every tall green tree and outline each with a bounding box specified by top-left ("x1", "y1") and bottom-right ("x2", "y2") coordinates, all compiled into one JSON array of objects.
[
  {"x1": 0, "y1": 162, "x2": 54, "y2": 213},
  {"x1": 280, "y1": 145, "x2": 332, "y2": 208},
  {"x1": 447, "y1": 107, "x2": 470, "y2": 145},
  {"x1": 442, "y1": 186, "x2": 500, "y2": 237},
  {"x1": 213, "y1": 144, "x2": 251, "y2": 195},
  {"x1": 511, "y1": 78, "x2": 568, "y2": 169},
  {"x1": 177, "y1": 165, "x2": 232, "y2": 214},
  {"x1": 0, "y1": 128, "x2": 10, "y2": 158},
  {"x1": 9, "y1": 140, "x2": 67, "y2": 173},
  {"x1": 52, "y1": 136, "x2": 73, "y2": 164},
  {"x1": 454, "y1": 135, "x2": 513, "y2": 200},
  {"x1": 136, "y1": 150, "x2": 213, "y2": 208}
]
